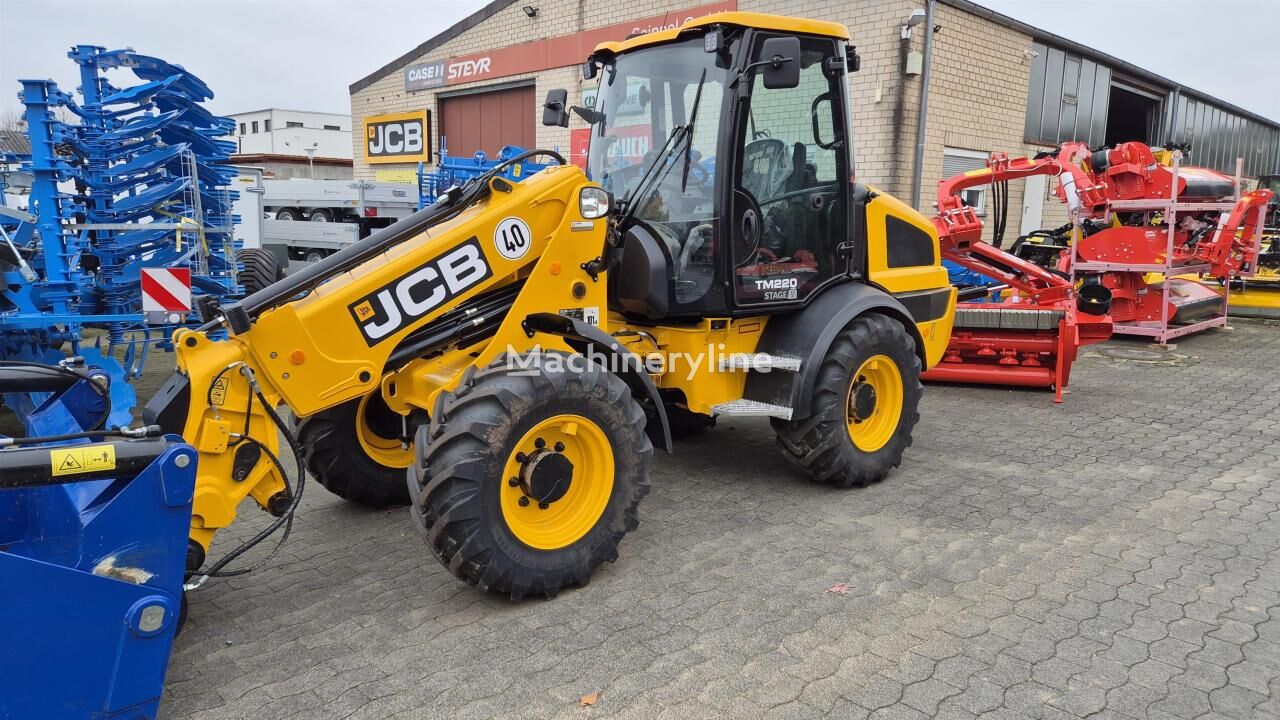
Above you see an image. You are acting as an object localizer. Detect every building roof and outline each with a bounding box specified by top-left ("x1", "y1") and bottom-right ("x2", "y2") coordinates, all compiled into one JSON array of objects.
[
  {"x1": 229, "y1": 153, "x2": 353, "y2": 167},
  {"x1": 946, "y1": 0, "x2": 1279, "y2": 129},
  {"x1": 350, "y1": 0, "x2": 515, "y2": 95},
  {"x1": 348, "y1": 0, "x2": 1280, "y2": 131},
  {"x1": 0, "y1": 128, "x2": 31, "y2": 156},
  {"x1": 227, "y1": 108, "x2": 352, "y2": 120}
]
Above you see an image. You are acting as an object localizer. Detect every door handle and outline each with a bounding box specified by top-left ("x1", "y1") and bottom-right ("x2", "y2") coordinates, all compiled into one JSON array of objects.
[{"x1": 741, "y1": 208, "x2": 759, "y2": 243}]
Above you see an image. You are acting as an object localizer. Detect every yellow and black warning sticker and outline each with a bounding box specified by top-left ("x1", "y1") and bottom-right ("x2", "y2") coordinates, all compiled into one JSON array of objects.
[
  {"x1": 50, "y1": 444, "x2": 117, "y2": 477},
  {"x1": 210, "y1": 377, "x2": 229, "y2": 406}
]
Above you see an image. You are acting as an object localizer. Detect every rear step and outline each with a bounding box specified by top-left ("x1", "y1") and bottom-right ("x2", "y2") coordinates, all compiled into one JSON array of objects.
[
  {"x1": 718, "y1": 353, "x2": 802, "y2": 372},
  {"x1": 710, "y1": 399, "x2": 793, "y2": 420}
]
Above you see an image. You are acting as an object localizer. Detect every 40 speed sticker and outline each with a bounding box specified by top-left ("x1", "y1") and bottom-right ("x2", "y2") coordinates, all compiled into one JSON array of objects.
[{"x1": 494, "y1": 217, "x2": 532, "y2": 261}]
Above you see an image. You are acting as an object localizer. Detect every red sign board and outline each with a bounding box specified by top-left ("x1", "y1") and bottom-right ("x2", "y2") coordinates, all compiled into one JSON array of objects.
[
  {"x1": 404, "y1": 1, "x2": 738, "y2": 91},
  {"x1": 571, "y1": 125, "x2": 653, "y2": 171}
]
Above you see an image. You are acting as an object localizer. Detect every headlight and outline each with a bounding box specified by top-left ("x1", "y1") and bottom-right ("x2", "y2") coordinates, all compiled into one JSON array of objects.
[{"x1": 579, "y1": 187, "x2": 611, "y2": 219}]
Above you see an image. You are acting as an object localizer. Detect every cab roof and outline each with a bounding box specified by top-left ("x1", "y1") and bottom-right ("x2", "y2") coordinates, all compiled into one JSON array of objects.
[{"x1": 593, "y1": 11, "x2": 850, "y2": 55}]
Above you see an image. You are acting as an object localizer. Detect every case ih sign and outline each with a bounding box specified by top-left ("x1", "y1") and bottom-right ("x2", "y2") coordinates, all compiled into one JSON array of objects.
[
  {"x1": 364, "y1": 110, "x2": 431, "y2": 164},
  {"x1": 403, "y1": 1, "x2": 736, "y2": 91}
]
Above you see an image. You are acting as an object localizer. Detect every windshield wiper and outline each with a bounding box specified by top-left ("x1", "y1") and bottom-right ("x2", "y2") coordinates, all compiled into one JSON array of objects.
[
  {"x1": 680, "y1": 69, "x2": 707, "y2": 192},
  {"x1": 619, "y1": 70, "x2": 708, "y2": 226}
]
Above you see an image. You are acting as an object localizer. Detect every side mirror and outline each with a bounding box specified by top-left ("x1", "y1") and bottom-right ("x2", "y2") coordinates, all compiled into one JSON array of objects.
[
  {"x1": 760, "y1": 36, "x2": 801, "y2": 89},
  {"x1": 542, "y1": 89, "x2": 569, "y2": 127},
  {"x1": 582, "y1": 61, "x2": 597, "y2": 80}
]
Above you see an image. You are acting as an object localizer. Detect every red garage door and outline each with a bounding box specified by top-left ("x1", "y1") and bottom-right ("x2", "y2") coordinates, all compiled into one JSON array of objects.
[{"x1": 438, "y1": 85, "x2": 536, "y2": 158}]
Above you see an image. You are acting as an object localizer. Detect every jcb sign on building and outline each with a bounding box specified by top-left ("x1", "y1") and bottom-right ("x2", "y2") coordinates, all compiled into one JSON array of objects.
[{"x1": 364, "y1": 110, "x2": 431, "y2": 164}]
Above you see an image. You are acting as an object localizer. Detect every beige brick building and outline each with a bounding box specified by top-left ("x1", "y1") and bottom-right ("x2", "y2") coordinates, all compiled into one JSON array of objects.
[{"x1": 349, "y1": 0, "x2": 1279, "y2": 241}]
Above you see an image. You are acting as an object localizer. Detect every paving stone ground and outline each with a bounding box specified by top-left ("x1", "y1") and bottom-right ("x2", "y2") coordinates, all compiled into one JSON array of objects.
[{"x1": 162, "y1": 320, "x2": 1280, "y2": 719}]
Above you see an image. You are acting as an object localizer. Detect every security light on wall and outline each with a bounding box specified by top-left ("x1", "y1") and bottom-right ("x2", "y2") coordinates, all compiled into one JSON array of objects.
[
  {"x1": 901, "y1": 9, "x2": 926, "y2": 39},
  {"x1": 522, "y1": 5, "x2": 538, "y2": 17}
]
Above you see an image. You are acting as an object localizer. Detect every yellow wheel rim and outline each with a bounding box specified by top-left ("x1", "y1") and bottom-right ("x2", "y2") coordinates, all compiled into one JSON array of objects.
[
  {"x1": 500, "y1": 414, "x2": 615, "y2": 550},
  {"x1": 845, "y1": 354, "x2": 904, "y2": 452},
  {"x1": 355, "y1": 393, "x2": 414, "y2": 469}
]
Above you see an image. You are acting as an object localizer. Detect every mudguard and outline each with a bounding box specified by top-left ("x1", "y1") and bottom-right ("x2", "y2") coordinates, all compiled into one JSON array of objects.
[
  {"x1": 523, "y1": 312, "x2": 673, "y2": 453},
  {"x1": 743, "y1": 282, "x2": 924, "y2": 419}
]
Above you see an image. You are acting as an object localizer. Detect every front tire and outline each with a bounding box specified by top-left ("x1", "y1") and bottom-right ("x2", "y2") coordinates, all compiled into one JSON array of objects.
[
  {"x1": 772, "y1": 314, "x2": 922, "y2": 488},
  {"x1": 409, "y1": 351, "x2": 652, "y2": 600},
  {"x1": 297, "y1": 393, "x2": 419, "y2": 508}
]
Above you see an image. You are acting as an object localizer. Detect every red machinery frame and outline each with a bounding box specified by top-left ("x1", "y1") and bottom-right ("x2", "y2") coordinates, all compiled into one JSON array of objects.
[
  {"x1": 925, "y1": 144, "x2": 1112, "y2": 402},
  {"x1": 924, "y1": 140, "x2": 1274, "y2": 401}
]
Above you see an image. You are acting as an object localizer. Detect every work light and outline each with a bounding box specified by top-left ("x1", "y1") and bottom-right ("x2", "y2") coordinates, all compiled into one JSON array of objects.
[{"x1": 580, "y1": 187, "x2": 611, "y2": 219}]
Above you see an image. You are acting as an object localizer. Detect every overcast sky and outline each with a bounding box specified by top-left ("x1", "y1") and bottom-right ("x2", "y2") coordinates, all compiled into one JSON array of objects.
[{"x1": 2, "y1": 0, "x2": 1277, "y2": 121}]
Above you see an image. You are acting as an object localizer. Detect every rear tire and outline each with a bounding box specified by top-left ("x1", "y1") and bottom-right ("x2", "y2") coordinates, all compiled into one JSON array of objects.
[
  {"x1": 309, "y1": 209, "x2": 333, "y2": 222},
  {"x1": 772, "y1": 314, "x2": 922, "y2": 488},
  {"x1": 297, "y1": 394, "x2": 418, "y2": 508},
  {"x1": 409, "y1": 351, "x2": 652, "y2": 600},
  {"x1": 238, "y1": 247, "x2": 283, "y2": 295}
]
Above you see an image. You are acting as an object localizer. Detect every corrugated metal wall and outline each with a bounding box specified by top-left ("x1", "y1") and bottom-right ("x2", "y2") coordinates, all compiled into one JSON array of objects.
[
  {"x1": 1023, "y1": 41, "x2": 1280, "y2": 178},
  {"x1": 1165, "y1": 94, "x2": 1280, "y2": 177},
  {"x1": 1024, "y1": 41, "x2": 1110, "y2": 148}
]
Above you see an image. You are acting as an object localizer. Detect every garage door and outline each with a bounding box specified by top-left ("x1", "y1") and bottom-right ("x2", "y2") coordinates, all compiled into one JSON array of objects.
[{"x1": 438, "y1": 85, "x2": 536, "y2": 158}]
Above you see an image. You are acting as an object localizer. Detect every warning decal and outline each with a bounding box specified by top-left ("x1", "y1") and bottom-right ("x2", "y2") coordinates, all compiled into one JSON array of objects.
[
  {"x1": 50, "y1": 444, "x2": 117, "y2": 477},
  {"x1": 210, "y1": 378, "x2": 229, "y2": 406}
]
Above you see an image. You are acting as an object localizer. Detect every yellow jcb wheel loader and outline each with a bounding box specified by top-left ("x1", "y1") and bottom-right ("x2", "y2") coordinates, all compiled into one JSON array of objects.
[{"x1": 138, "y1": 12, "x2": 955, "y2": 600}]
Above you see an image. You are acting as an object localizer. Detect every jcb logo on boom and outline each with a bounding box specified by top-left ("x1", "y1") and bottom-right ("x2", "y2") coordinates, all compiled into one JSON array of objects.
[
  {"x1": 364, "y1": 110, "x2": 430, "y2": 163},
  {"x1": 349, "y1": 237, "x2": 493, "y2": 345}
]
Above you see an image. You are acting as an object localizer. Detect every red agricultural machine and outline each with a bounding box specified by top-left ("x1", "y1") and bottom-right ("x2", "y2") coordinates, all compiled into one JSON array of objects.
[{"x1": 925, "y1": 141, "x2": 1274, "y2": 401}]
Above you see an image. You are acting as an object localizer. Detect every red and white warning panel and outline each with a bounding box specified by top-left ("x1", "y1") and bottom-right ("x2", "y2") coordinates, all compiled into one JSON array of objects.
[{"x1": 141, "y1": 267, "x2": 192, "y2": 324}]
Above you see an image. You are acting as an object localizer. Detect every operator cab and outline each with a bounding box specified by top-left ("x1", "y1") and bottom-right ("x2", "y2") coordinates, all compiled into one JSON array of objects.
[{"x1": 544, "y1": 15, "x2": 860, "y2": 321}]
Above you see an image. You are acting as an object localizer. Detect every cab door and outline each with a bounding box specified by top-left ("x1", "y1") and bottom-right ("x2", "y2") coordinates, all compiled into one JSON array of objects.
[{"x1": 728, "y1": 34, "x2": 851, "y2": 310}]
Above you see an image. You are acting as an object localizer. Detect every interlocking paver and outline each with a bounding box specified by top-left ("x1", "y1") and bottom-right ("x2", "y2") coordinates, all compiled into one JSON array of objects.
[{"x1": 160, "y1": 321, "x2": 1280, "y2": 718}]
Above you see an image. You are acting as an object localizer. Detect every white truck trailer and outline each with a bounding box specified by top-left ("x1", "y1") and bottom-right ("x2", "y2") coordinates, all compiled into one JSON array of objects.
[
  {"x1": 263, "y1": 179, "x2": 417, "y2": 230},
  {"x1": 260, "y1": 178, "x2": 418, "y2": 269}
]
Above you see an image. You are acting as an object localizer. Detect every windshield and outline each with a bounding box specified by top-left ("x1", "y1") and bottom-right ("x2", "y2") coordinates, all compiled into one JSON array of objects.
[{"x1": 587, "y1": 38, "x2": 727, "y2": 219}]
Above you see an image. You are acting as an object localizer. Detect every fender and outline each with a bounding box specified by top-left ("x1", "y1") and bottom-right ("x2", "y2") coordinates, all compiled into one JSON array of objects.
[
  {"x1": 743, "y1": 282, "x2": 925, "y2": 419},
  {"x1": 522, "y1": 312, "x2": 673, "y2": 453}
]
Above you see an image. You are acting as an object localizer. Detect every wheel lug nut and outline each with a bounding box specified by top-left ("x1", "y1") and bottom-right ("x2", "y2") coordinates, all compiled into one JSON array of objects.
[
  {"x1": 553, "y1": 442, "x2": 565, "y2": 452},
  {"x1": 508, "y1": 477, "x2": 520, "y2": 487},
  {"x1": 538, "y1": 502, "x2": 549, "y2": 510},
  {"x1": 534, "y1": 438, "x2": 546, "y2": 449},
  {"x1": 515, "y1": 452, "x2": 527, "y2": 463},
  {"x1": 518, "y1": 496, "x2": 530, "y2": 507}
]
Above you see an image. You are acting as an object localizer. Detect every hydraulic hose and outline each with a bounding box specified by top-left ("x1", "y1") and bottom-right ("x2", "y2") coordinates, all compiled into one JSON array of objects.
[{"x1": 0, "y1": 359, "x2": 111, "y2": 432}]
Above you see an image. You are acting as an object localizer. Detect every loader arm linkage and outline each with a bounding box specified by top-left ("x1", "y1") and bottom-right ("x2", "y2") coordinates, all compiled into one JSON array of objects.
[{"x1": 146, "y1": 156, "x2": 625, "y2": 570}]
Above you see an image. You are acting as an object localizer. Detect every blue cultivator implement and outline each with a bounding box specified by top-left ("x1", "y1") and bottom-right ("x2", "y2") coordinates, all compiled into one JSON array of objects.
[
  {"x1": 0, "y1": 46, "x2": 241, "y2": 720},
  {"x1": 0, "y1": 45, "x2": 241, "y2": 435},
  {"x1": 417, "y1": 143, "x2": 553, "y2": 207}
]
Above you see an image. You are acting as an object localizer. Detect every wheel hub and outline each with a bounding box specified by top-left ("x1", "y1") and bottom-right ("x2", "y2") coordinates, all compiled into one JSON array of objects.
[
  {"x1": 500, "y1": 414, "x2": 616, "y2": 550},
  {"x1": 849, "y1": 381, "x2": 877, "y2": 423},
  {"x1": 844, "y1": 355, "x2": 904, "y2": 453},
  {"x1": 518, "y1": 448, "x2": 574, "y2": 505}
]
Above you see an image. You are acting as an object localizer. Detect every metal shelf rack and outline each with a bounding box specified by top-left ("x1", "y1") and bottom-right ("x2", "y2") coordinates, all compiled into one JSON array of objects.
[{"x1": 1070, "y1": 154, "x2": 1252, "y2": 344}]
